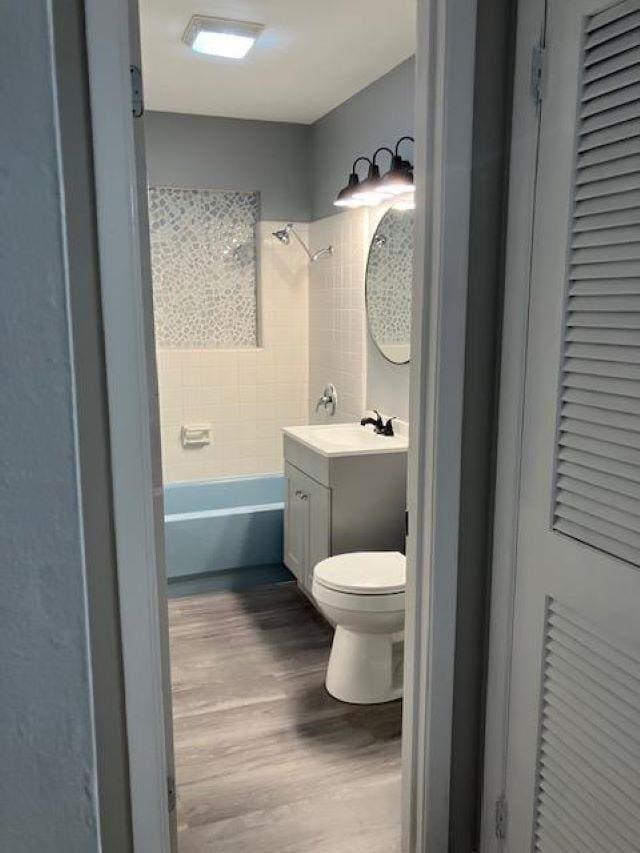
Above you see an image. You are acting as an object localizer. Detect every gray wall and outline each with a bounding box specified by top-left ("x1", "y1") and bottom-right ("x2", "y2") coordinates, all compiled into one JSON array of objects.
[
  {"x1": 144, "y1": 111, "x2": 312, "y2": 221},
  {"x1": 0, "y1": 3, "x2": 100, "y2": 850},
  {"x1": 312, "y1": 59, "x2": 414, "y2": 420},
  {"x1": 144, "y1": 60, "x2": 416, "y2": 421},
  {"x1": 0, "y1": 2, "x2": 131, "y2": 850},
  {"x1": 311, "y1": 57, "x2": 415, "y2": 221}
]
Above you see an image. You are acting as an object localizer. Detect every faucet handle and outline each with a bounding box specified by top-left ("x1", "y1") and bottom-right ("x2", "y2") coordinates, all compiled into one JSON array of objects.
[
  {"x1": 381, "y1": 416, "x2": 396, "y2": 436},
  {"x1": 315, "y1": 383, "x2": 337, "y2": 415}
]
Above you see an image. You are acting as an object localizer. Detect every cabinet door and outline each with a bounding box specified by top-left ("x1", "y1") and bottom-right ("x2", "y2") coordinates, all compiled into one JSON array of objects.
[
  {"x1": 284, "y1": 463, "x2": 308, "y2": 582},
  {"x1": 284, "y1": 462, "x2": 330, "y2": 591}
]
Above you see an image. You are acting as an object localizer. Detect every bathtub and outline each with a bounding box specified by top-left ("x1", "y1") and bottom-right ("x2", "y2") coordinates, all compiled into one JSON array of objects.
[{"x1": 164, "y1": 474, "x2": 286, "y2": 583}]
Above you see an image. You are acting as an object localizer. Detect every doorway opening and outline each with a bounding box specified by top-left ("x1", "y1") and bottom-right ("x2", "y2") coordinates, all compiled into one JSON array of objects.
[{"x1": 138, "y1": 2, "x2": 416, "y2": 848}]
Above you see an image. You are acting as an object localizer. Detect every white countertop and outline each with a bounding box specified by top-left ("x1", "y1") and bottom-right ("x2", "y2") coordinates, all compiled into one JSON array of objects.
[{"x1": 282, "y1": 422, "x2": 409, "y2": 458}]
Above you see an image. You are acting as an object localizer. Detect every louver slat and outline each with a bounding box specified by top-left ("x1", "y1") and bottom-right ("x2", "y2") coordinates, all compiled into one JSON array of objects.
[
  {"x1": 533, "y1": 601, "x2": 640, "y2": 852},
  {"x1": 581, "y1": 83, "x2": 640, "y2": 119},
  {"x1": 551, "y1": 3, "x2": 640, "y2": 566}
]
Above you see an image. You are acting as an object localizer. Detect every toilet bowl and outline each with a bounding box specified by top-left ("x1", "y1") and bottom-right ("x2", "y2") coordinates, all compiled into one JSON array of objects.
[{"x1": 312, "y1": 551, "x2": 405, "y2": 704}]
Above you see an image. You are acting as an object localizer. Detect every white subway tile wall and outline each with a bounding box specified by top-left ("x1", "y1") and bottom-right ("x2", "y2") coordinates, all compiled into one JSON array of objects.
[
  {"x1": 308, "y1": 209, "x2": 369, "y2": 424},
  {"x1": 157, "y1": 222, "x2": 309, "y2": 482}
]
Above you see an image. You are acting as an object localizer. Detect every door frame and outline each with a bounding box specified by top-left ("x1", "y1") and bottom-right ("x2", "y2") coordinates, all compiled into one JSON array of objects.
[
  {"x1": 83, "y1": 0, "x2": 480, "y2": 850},
  {"x1": 84, "y1": 1, "x2": 176, "y2": 850},
  {"x1": 402, "y1": 0, "x2": 479, "y2": 849},
  {"x1": 479, "y1": 0, "x2": 546, "y2": 848}
]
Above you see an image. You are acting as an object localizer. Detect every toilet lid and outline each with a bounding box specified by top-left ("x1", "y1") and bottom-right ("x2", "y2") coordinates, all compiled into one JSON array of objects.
[{"x1": 313, "y1": 551, "x2": 406, "y2": 595}]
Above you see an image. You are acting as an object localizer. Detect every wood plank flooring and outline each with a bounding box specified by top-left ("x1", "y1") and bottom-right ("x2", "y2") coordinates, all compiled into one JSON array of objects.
[{"x1": 168, "y1": 581, "x2": 402, "y2": 852}]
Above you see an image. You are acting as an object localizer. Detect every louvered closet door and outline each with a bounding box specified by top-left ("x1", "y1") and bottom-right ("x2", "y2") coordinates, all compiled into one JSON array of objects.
[{"x1": 502, "y1": 0, "x2": 640, "y2": 849}]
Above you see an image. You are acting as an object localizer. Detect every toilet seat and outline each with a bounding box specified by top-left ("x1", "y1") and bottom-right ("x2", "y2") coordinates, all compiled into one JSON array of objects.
[{"x1": 313, "y1": 551, "x2": 405, "y2": 595}]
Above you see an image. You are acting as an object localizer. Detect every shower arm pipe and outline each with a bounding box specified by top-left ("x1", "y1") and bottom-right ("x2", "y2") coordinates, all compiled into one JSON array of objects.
[{"x1": 287, "y1": 224, "x2": 315, "y2": 261}]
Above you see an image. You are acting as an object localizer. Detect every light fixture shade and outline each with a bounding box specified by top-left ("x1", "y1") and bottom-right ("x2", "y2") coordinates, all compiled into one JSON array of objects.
[
  {"x1": 351, "y1": 163, "x2": 392, "y2": 205},
  {"x1": 334, "y1": 173, "x2": 362, "y2": 208},
  {"x1": 380, "y1": 155, "x2": 415, "y2": 195},
  {"x1": 183, "y1": 16, "x2": 264, "y2": 58}
]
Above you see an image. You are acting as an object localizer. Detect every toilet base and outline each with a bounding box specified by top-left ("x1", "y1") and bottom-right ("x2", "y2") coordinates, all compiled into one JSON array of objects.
[{"x1": 325, "y1": 627, "x2": 403, "y2": 704}]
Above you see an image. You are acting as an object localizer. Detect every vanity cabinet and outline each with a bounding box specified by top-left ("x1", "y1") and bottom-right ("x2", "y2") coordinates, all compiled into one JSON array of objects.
[
  {"x1": 283, "y1": 431, "x2": 407, "y2": 596},
  {"x1": 284, "y1": 462, "x2": 330, "y2": 591}
]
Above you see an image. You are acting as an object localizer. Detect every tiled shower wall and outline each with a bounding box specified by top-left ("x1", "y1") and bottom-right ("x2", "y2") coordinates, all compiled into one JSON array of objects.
[
  {"x1": 308, "y1": 209, "x2": 368, "y2": 424},
  {"x1": 156, "y1": 221, "x2": 309, "y2": 482},
  {"x1": 149, "y1": 187, "x2": 259, "y2": 348}
]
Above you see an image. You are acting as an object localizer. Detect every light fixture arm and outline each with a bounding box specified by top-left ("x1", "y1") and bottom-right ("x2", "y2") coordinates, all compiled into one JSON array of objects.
[
  {"x1": 351, "y1": 155, "x2": 373, "y2": 177},
  {"x1": 372, "y1": 146, "x2": 395, "y2": 168},
  {"x1": 395, "y1": 135, "x2": 414, "y2": 157}
]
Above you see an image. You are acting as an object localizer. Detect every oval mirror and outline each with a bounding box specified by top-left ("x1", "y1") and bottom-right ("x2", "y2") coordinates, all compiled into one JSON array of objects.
[{"x1": 365, "y1": 205, "x2": 414, "y2": 364}]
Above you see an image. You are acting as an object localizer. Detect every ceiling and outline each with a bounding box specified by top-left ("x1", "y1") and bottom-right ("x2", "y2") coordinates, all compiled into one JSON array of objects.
[{"x1": 139, "y1": 0, "x2": 415, "y2": 124}]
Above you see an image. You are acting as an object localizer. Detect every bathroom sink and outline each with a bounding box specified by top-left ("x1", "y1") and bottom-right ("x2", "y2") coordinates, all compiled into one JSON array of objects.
[{"x1": 282, "y1": 422, "x2": 408, "y2": 458}]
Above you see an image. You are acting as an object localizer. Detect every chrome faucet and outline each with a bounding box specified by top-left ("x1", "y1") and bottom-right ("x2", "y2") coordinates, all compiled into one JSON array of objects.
[
  {"x1": 315, "y1": 383, "x2": 337, "y2": 415},
  {"x1": 361, "y1": 410, "x2": 396, "y2": 436}
]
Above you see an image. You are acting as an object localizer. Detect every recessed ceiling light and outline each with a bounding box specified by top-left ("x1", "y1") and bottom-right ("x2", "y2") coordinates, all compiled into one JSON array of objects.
[{"x1": 182, "y1": 15, "x2": 264, "y2": 59}]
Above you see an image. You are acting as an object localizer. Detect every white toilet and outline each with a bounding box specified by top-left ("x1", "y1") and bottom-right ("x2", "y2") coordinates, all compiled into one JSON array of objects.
[{"x1": 312, "y1": 551, "x2": 405, "y2": 704}]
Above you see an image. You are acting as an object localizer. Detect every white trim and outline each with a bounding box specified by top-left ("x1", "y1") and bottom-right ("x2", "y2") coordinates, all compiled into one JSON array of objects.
[
  {"x1": 401, "y1": 0, "x2": 478, "y2": 848},
  {"x1": 479, "y1": 0, "x2": 545, "y2": 849},
  {"x1": 83, "y1": 1, "x2": 173, "y2": 850}
]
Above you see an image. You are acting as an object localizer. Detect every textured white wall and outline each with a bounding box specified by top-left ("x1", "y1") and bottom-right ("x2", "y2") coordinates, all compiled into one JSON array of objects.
[
  {"x1": 308, "y1": 205, "x2": 411, "y2": 425},
  {"x1": 0, "y1": 3, "x2": 101, "y2": 849},
  {"x1": 308, "y1": 210, "x2": 368, "y2": 424},
  {"x1": 157, "y1": 222, "x2": 309, "y2": 481}
]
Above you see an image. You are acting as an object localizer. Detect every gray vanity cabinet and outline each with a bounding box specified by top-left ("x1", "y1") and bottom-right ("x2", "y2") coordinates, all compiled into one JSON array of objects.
[
  {"x1": 284, "y1": 462, "x2": 330, "y2": 591},
  {"x1": 283, "y1": 436, "x2": 407, "y2": 596}
]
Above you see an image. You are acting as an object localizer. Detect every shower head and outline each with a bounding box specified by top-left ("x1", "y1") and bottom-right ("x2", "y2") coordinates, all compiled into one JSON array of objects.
[
  {"x1": 310, "y1": 246, "x2": 334, "y2": 263},
  {"x1": 272, "y1": 224, "x2": 293, "y2": 244},
  {"x1": 272, "y1": 223, "x2": 333, "y2": 263}
]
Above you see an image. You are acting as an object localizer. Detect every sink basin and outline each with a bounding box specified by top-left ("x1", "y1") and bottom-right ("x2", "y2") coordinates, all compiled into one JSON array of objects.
[{"x1": 282, "y1": 422, "x2": 408, "y2": 458}]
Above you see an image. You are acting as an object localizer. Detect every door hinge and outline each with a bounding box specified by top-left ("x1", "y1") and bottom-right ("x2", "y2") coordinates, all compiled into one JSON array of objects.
[
  {"x1": 495, "y1": 795, "x2": 508, "y2": 840},
  {"x1": 531, "y1": 43, "x2": 546, "y2": 105},
  {"x1": 130, "y1": 65, "x2": 144, "y2": 117},
  {"x1": 167, "y1": 774, "x2": 177, "y2": 813}
]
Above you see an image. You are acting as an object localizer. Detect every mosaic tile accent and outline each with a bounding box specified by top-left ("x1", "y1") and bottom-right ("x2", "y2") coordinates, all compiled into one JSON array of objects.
[
  {"x1": 148, "y1": 187, "x2": 259, "y2": 348},
  {"x1": 366, "y1": 208, "x2": 413, "y2": 348}
]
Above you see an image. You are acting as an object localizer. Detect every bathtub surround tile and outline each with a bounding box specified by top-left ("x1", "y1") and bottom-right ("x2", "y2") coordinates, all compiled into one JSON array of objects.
[
  {"x1": 308, "y1": 208, "x2": 368, "y2": 424},
  {"x1": 169, "y1": 583, "x2": 401, "y2": 852},
  {"x1": 157, "y1": 221, "x2": 309, "y2": 482},
  {"x1": 149, "y1": 187, "x2": 259, "y2": 348}
]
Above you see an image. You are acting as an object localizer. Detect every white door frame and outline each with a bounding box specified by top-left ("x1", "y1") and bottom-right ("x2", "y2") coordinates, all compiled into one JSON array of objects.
[
  {"x1": 402, "y1": 0, "x2": 478, "y2": 849},
  {"x1": 83, "y1": 0, "x2": 480, "y2": 849},
  {"x1": 84, "y1": 1, "x2": 175, "y2": 850},
  {"x1": 479, "y1": 0, "x2": 546, "y2": 849}
]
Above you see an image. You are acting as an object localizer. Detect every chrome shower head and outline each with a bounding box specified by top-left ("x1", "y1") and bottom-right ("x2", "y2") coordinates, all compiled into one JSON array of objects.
[
  {"x1": 272, "y1": 224, "x2": 293, "y2": 245},
  {"x1": 310, "y1": 246, "x2": 334, "y2": 263},
  {"x1": 272, "y1": 223, "x2": 332, "y2": 263}
]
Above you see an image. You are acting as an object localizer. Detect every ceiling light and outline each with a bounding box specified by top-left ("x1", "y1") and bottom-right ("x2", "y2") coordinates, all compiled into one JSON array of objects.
[{"x1": 183, "y1": 16, "x2": 264, "y2": 59}]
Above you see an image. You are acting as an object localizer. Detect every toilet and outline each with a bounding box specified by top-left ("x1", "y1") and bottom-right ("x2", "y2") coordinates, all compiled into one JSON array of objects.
[{"x1": 312, "y1": 551, "x2": 405, "y2": 704}]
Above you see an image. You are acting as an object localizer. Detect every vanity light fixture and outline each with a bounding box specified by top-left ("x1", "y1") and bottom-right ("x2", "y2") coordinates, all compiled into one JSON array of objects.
[
  {"x1": 351, "y1": 147, "x2": 396, "y2": 206},
  {"x1": 379, "y1": 136, "x2": 415, "y2": 196},
  {"x1": 333, "y1": 136, "x2": 415, "y2": 209},
  {"x1": 182, "y1": 16, "x2": 264, "y2": 59},
  {"x1": 334, "y1": 157, "x2": 373, "y2": 208}
]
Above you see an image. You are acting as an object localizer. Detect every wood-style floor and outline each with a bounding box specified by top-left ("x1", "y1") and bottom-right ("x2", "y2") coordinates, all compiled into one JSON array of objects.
[{"x1": 168, "y1": 581, "x2": 402, "y2": 853}]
